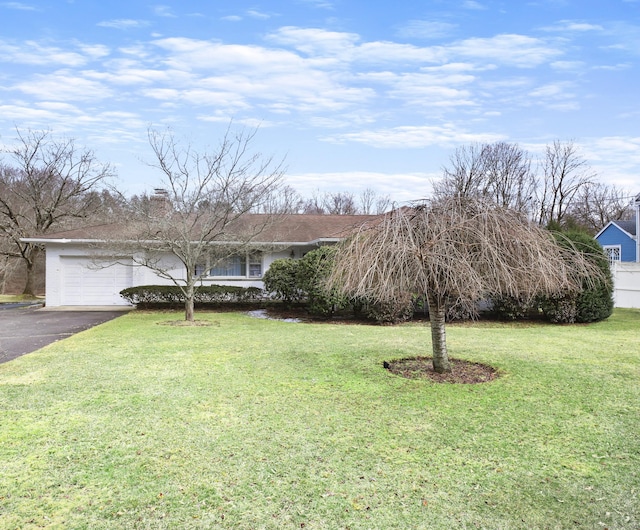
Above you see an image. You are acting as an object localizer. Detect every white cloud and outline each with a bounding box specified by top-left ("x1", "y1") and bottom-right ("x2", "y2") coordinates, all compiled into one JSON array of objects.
[
  {"x1": 285, "y1": 171, "x2": 437, "y2": 204},
  {"x1": 397, "y1": 20, "x2": 457, "y2": 40},
  {"x1": 462, "y1": 1, "x2": 487, "y2": 10},
  {"x1": 146, "y1": 37, "x2": 375, "y2": 113},
  {"x1": 266, "y1": 26, "x2": 444, "y2": 64},
  {"x1": 0, "y1": 27, "x2": 573, "y2": 142},
  {"x1": 528, "y1": 83, "x2": 565, "y2": 97},
  {"x1": 526, "y1": 81, "x2": 578, "y2": 110},
  {"x1": 593, "y1": 63, "x2": 631, "y2": 71},
  {"x1": 12, "y1": 71, "x2": 114, "y2": 101},
  {"x1": 266, "y1": 26, "x2": 360, "y2": 56},
  {"x1": 550, "y1": 60, "x2": 585, "y2": 71},
  {"x1": 352, "y1": 41, "x2": 444, "y2": 65},
  {"x1": 0, "y1": 40, "x2": 90, "y2": 66},
  {"x1": 582, "y1": 136, "x2": 640, "y2": 189},
  {"x1": 374, "y1": 70, "x2": 476, "y2": 108},
  {"x1": 247, "y1": 9, "x2": 271, "y2": 19},
  {"x1": 542, "y1": 20, "x2": 604, "y2": 32},
  {"x1": 77, "y1": 44, "x2": 111, "y2": 60},
  {"x1": 1, "y1": 2, "x2": 37, "y2": 10},
  {"x1": 0, "y1": 103, "x2": 66, "y2": 122},
  {"x1": 590, "y1": 136, "x2": 640, "y2": 164},
  {"x1": 323, "y1": 124, "x2": 504, "y2": 149},
  {"x1": 449, "y1": 34, "x2": 562, "y2": 67},
  {"x1": 97, "y1": 19, "x2": 150, "y2": 30},
  {"x1": 267, "y1": 28, "x2": 564, "y2": 69},
  {"x1": 84, "y1": 64, "x2": 182, "y2": 86},
  {"x1": 154, "y1": 5, "x2": 176, "y2": 18},
  {"x1": 299, "y1": 0, "x2": 334, "y2": 9}
]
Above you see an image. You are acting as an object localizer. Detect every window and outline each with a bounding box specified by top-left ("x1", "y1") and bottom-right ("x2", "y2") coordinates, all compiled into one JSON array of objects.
[
  {"x1": 211, "y1": 256, "x2": 246, "y2": 277},
  {"x1": 195, "y1": 252, "x2": 262, "y2": 278},
  {"x1": 603, "y1": 245, "x2": 621, "y2": 265}
]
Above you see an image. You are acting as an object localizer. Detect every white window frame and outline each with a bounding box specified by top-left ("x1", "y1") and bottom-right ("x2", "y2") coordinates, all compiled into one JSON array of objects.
[
  {"x1": 195, "y1": 252, "x2": 263, "y2": 279},
  {"x1": 603, "y1": 245, "x2": 621, "y2": 265}
]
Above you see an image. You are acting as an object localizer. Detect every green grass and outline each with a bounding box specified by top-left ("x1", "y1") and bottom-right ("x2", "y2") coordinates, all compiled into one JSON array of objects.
[
  {"x1": 0, "y1": 309, "x2": 638, "y2": 529},
  {"x1": 0, "y1": 294, "x2": 43, "y2": 303}
]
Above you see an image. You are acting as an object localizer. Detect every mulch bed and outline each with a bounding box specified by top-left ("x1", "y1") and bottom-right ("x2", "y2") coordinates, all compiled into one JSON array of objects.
[{"x1": 383, "y1": 357, "x2": 498, "y2": 384}]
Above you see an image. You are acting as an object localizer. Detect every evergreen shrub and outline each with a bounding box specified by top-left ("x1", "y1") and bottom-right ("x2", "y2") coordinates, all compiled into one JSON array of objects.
[{"x1": 120, "y1": 284, "x2": 264, "y2": 306}]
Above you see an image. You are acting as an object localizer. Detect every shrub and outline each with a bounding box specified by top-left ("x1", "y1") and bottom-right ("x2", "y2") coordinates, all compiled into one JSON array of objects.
[
  {"x1": 296, "y1": 247, "x2": 350, "y2": 316},
  {"x1": 363, "y1": 296, "x2": 414, "y2": 324},
  {"x1": 539, "y1": 230, "x2": 613, "y2": 323},
  {"x1": 262, "y1": 258, "x2": 302, "y2": 307},
  {"x1": 490, "y1": 295, "x2": 532, "y2": 321},
  {"x1": 538, "y1": 292, "x2": 578, "y2": 324},
  {"x1": 120, "y1": 285, "x2": 264, "y2": 306},
  {"x1": 264, "y1": 248, "x2": 351, "y2": 317}
]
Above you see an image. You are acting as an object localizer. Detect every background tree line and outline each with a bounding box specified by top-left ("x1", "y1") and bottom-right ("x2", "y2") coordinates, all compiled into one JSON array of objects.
[{"x1": 432, "y1": 140, "x2": 634, "y2": 231}]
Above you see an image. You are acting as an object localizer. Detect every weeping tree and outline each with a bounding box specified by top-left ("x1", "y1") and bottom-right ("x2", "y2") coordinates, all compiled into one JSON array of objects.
[{"x1": 328, "y1": 197, "x2": 599, "y2": 373}]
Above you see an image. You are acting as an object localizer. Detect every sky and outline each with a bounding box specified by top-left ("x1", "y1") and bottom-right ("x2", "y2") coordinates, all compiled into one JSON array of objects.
[{"x1": 1, "y1": 0, "x2": 639, "y2": 205}]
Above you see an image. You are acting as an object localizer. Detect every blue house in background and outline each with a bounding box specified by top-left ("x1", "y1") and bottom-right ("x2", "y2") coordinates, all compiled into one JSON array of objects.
[{"x1": 595, "y1": 219, "x2": 637, "y2": 263}]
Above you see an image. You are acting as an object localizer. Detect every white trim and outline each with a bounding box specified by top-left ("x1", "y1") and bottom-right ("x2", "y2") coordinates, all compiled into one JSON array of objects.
[{"x1": 20, "y1": 237, "x2": 338, "y2": 247}]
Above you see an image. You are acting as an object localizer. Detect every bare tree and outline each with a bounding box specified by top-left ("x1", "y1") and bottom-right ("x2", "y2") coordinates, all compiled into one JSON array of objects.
[
  {"x1": 83, "y1": 188, "x2": 132, "y2": 223},
  {"x1": 359, "y1": 187, "x2": 391, "y2": 215},
  {"x1": 433, "y1": 142, "x2": 537, "y2": 216},
  {"x1": 301, "y1": 190, "x2": 326, "y2": 214},
  {"x1": 433, "y1": 144, "x2": 485, "y2": 200},
  {"x1": 302, "y1": 191, "x2": 358, "y2": 215},
  {"x1": 324, "y1": 191, "x2": 357, "y2": 215},
  {"x1": 0, "y1": 130, "x2": 115, "y2": 295},
  {"x1": 568, "y1": 182, "x2": 634, "y2": 234},
  {"x1": 534, "y1": 140, "x2": 596, "y2": 227},
  {"x1": 104, "y1": 126, "x2": 285, "y2": 322},
  {"x1": 301, "y1": 189, "x2": 390, "y2": 215},
  {"x1": 0, "y1": 238, "x2": 20, "y2": 294},
  {"x1": 328, "y1": 197, "x2": 597, "y2": 373},
  {"x1": 255, "y1": 185, "x2": 303, "y2": 214}
]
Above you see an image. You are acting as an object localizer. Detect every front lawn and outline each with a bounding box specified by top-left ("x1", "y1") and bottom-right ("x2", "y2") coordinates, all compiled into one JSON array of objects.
[{"x1": 0, "y1": 309, "x2": 638, "y2": 529}]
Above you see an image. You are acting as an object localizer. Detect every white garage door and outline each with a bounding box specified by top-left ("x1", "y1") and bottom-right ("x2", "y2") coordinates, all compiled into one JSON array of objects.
[{"x1": 61, "y1": 257, "x2": 133, "y2": 306}]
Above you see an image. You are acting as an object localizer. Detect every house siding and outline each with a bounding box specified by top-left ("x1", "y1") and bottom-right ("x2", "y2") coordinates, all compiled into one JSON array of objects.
[
  {"x1": 25, "y1": 213, "x2": 380, "y2": 307},
  {"x1": 45, "y1": 244, "x2": 144, "y2": 306},
  {"x1": 43, "y1": 243, "x2": 322, "y2": 306},
  {"x1": 596, "y1": 224, "x2": 636, "y2": 262}
]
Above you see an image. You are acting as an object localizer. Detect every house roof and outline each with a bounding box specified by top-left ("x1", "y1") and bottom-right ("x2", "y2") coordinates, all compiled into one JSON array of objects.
[
  {"x1": 595, "y1": 218, "x2": 636, "y2": 239},
  {"x1": 22, "y1": 213, "x2": 380, "y2": 246},
  {"x1": 612, "y1": 219, "x2": 637, "y2": 237}
]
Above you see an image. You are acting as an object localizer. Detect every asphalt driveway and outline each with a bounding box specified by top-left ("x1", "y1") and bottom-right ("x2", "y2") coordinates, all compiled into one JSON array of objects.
[{"x1": 0, "y1": 305, "x2": 129, "y2": 363}]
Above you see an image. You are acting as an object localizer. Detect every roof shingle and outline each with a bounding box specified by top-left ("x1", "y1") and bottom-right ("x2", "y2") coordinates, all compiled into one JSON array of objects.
[{"x1": 25, "y1": 214, "x2": 380, "y2": 244}]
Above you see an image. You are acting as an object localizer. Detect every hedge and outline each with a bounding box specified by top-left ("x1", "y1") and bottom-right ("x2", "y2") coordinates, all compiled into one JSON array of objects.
[{"x1": 120, "y1": 285, "x2": 264, "y2": 306}]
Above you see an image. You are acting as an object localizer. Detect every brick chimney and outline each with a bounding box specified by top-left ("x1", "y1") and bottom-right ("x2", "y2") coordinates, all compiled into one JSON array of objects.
[{"x1": 150, "y1": 188, "x2": 171, "y2": 215}]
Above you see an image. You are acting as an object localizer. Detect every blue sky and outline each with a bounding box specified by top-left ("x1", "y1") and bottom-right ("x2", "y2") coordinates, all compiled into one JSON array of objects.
[{"x1": 1, "y1": 0, "x2": 639, "y2": 204}]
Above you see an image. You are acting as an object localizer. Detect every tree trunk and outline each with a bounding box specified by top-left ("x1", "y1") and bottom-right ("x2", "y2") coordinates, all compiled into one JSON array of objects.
[
  {"x1": 21, "y1": 246, "x2": 38, "y2": 296},
  {"x1": 185, "y1": 296, "x2": 195, "y2": 322},
  {"x1": 427, "y1": 292, "x2": 451, "y2": 373}
]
